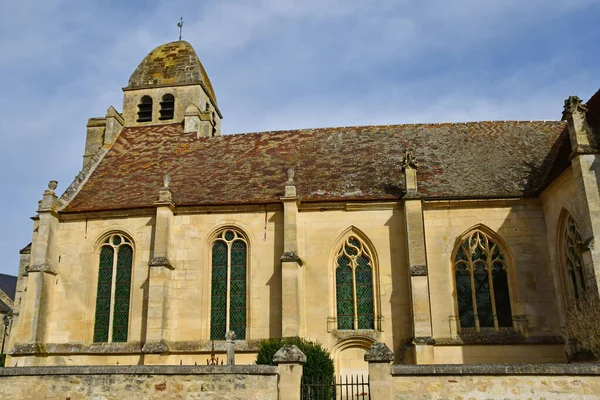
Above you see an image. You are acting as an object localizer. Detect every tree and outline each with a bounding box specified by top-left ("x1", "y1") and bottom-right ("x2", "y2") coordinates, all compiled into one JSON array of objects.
[
  {"x1": 566, "y1": 294, "x2": 600, "y2": 360},
  {"x1": 256, "y1": 337, "x2": 335, "y2": 383}
]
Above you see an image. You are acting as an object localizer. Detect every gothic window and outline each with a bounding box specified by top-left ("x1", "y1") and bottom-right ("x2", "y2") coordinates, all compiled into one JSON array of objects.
[
  {"x1": 454, "y1": 230, "x2": 512, "y2": 330},
  {"x1": 137, "y1": 96, "x2": 153, "y2": 122},
  {"x1": 159, "y1": 94, "x2": 175, "y2": 120},
  {"x1": 93, "y1": 233, "x2": 133, "y2": 343},
  {"x1": 210, "y1": 229, "x2": 247, "y2": 340},
  {"x1": 564, "y1": 215, "x2": 586, "y2": 300},
  {"x1": 335, "y1": 236, "x2": 375, "y2": 330}
]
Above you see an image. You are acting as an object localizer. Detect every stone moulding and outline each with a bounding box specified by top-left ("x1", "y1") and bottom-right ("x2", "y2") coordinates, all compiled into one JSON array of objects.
[
  {"x1": 141, "y1": 339, "x2": 170, "y2": 354},
  {"x1": 434, "y1": 330, "x2": 564, "y2": 346},
  {"x1": 410, "y1": 264, "x2": 428, "y2": 276},
  {"x1": 0, "y1": 365, "x2": 278, "y2": 376},
  {"x1": 279, "y1": 251, "x2": 302, "y2": 265},
  {"x1": 148, "y1": 256, "x2": 175, "y2": 269},
  {"x1": 58, "y1": 147, "x2": 109, "y2": 210},
  {"x1": 26, "y1": 263, "x2": 58, "y2": 275},
  {"x1": 10, "y1": 340, "x2": 262, "y2": 356},
  {"x1": 412, "y1": 336, "x2": 435, "y2": 345},
  {"x1": 391, "y1": 363, "x2": 600, "y2": 376}
]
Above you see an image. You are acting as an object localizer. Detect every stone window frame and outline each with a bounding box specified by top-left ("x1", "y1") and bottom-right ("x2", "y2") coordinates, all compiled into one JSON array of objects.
[
  {"x1": 159, "y1": 93, "x2": 175, "y2": 120},
  {"x1": 557, "y1": 210, "x2": 587, "y2": 303},
  {"x1": 329, "y1": 227, "x2": 382, "y2": 333},
  {"x1": 137, "y1": 95, "x2": 153, "y2": 122},
  {"x1": 207, "y1": 226, "x2": 251, "y2": 341},
  {"x1": 91, "y1": 230, "x2": 136, "y2": 343},
  {"x1": 450, "y1": 225, "x2": 518, "y2": 333}
]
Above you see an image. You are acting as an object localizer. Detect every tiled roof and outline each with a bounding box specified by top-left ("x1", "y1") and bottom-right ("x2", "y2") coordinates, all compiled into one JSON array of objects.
[
  {"x1": 63, "y1": 120, "x2": 568, "y2": 212},
  {"x1": 0, "y1": 273, "x2": 17, "y2": 301},
  {"x1": 126, "y1": 41, "x2": 217, "y2": 105}
]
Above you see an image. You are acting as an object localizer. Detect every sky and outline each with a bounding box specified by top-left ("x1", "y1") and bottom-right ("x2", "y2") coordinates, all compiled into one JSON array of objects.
[{"x1": 0, "y1": 0, "x2": 599, "y2": 275}]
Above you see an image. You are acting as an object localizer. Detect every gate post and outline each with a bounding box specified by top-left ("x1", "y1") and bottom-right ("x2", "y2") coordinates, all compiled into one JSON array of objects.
[
  {"x1": 273, "y1": 345, "x2": 306, "y2": 400},
  {"x1": 365, "y1": 342, "x2": 394, "y2": 400}
]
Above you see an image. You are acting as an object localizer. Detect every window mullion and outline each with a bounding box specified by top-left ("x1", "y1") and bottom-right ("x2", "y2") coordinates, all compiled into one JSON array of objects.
[
  {"x1": 468, "y1": 259, "x2": 480, "y2": 331},
  {"x1": 351, "y1": 260, "x2": 358, "y2": 330},
  {"x1": 225, "y1": 241, "x2": 232, "y2": 334},
  {"x1": 108, "y1": 245, "x2": 117, "y2": 342},
  {"x1": 487, "y1": 258, "x2": 499, "y2": 330}
]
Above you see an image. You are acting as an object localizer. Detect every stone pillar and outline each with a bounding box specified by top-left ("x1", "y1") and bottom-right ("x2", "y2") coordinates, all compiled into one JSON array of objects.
[
  {"x1": 365, "y1": 342, "x2": 394, "y2": 400},
  {"x1": 562, "y1": 96, "x2": 600, "y2": 294},
  {"x1": 273, "y1": 344, "x2": 306, "y2": 400},
  {"x1": 104, "y1": 105, "x2": 124, "y2": 145},
  {"x1": 226, "y1": 330, "x2": 236, "y2": 365},
  {"x1": 280, "y1": 168, "x2": 304, "y2": 337},
  {"x1": 184, "y1": 103, "x2": 215, "y2": 138},
  {"x1": 19, "y1": 181, "x2": 60, "y2": 344},
  {"x1": 402, "y1": 150, "x2": 434, "y2": 363},
  {"x1": 143, "y1": 175, "x2": 175, "y2": 354}
]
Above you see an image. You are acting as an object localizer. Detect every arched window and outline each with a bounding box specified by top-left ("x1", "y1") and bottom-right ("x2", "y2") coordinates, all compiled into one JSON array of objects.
[
  {"x1": 137, "y1": 96, "x2": 153, "y2": 122},
  {"x1": 210, "y1": 229, "x2": 247, "y2": 340},
  {"x1": 564, "y1": 215, "x2": 586, "y2": 300},
  {"x1": 335, "y1": 236, "x2": 375, "y2": 330},
  {"x1": 453, "y1": 229, "x2": 512, "y2": 330},
  {"x1": 159, "y1": 94, "x2": 175, "y2": 120},
  {"x1": 93, "y1": 233, "x2": 133, "y2": 343}
]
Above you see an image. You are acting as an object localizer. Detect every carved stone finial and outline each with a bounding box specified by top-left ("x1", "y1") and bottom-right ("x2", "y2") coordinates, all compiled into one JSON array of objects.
[
  {"x1": 48, "y1": 180, "x2": 58, "y2": 192},
  {"x1": 402, "y1": 149, "x2": 418, "y2": 170},
  {"x1": 163, "y1": 174, "x2": 171, "y2": 189},
  {"x1": 225, "y1": 330, "x2": 236, "y2": 341},
  {"x1": 562, "y1": 96, "x2": 589, "y2": 120},
  {"x1": 364, "y1": 342, "x2": 394, "y2": 362},
  {"x1": 286, "y1": 168, "x2": 295, "y2": 185}
]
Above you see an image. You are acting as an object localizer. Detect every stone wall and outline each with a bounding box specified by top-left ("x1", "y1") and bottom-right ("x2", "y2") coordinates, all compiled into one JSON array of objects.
[
  {"x1": 0, "y1": 365, "x2": 278, "y2": 400},
  {"x1": 389, "y1": 364, "x2": 600, "y2": 400}
]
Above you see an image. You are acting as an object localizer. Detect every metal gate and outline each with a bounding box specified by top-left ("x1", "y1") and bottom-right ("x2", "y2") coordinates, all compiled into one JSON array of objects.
[{"x1": 301, "y1": 375, "x2": 370, "y2": 400}]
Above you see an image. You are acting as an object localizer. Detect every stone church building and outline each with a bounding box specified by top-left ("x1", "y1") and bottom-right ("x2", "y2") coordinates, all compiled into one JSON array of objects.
[{"x1": 6, "y1": 41, "x2": 600, "y2": 374}]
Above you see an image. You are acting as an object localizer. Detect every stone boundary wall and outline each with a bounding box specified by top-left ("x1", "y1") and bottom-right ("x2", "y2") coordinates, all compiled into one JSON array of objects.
[
  {"x1": 0, "y1": 365, "x2": 279, "y2": 400},
  {"x1": 389, "y1": 363, "x2": 600, "y2": 400}
]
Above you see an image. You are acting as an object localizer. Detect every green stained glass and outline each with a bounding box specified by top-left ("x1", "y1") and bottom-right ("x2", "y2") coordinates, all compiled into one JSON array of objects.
[
  {"x1": 211, "y1": 241, "x2": 228, "y2": 340},
  {"x1": 225, "y1": 231, "x2": 235, "y2": 241},
  {"x1": 336, "y1": 260, "x2": 353, "y2": 330},
  {"x1": 112, "y1": 245, "x2": 132, "y2": 342},
  {"x1": 112, "y1": 235, "x2": 121, "y2": 246},
  {"x1": 356, "y1": 262, "x2": 374, "y2": 329},
  {"x1": 230, "y1": 241, "x2": 246, "y2": 339},
  {"x1": 94, "y1": 246, "x2": 114, "y2": 343}
]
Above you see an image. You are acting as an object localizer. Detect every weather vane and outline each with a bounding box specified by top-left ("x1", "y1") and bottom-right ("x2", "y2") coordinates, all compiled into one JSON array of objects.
[{"x1": 177, "y1": 17, "x2": 184, "y2": 41}]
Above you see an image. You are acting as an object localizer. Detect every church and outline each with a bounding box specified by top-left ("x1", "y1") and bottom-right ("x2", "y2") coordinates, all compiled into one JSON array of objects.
[{"x1": 6, "y1": 40, "x2": 600, "y2": 374}]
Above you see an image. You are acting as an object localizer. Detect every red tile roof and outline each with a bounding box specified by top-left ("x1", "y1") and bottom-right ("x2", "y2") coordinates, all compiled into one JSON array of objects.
[{"x1": 62, "y1": 120, "x2": 568, "y2": 212}]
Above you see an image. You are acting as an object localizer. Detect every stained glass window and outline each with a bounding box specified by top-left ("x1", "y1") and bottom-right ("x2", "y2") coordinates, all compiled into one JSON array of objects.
[
  {"x1": 564, "y1": 215, "x2": 586, "y2": 300},
  {"x1": 453, "y1": 230, "x2": 512, "y2": 330},
  {"x1": 210, "y1": 230, "x2": 247, "y2": 340},
  {"x1": 335, "y1": 236, "x2": 375, "y2": 330},
  {"x1": 93, "y1": 234, "x2": 133, "y2": 343}
]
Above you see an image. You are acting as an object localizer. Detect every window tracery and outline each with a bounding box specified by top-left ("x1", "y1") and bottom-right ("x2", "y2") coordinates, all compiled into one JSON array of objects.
[
  {"x1": 335, "y1": 236, "x2": 375, "y2": 330},
  {"x1": 93, "y1": 233, "x2": 133, "y2": 343},
  {"x1": 210, "y1": 229, "x2": 247, "y2": 340},
  {"x1": 564, "y1": 215, "x2": 586, "y2": 300},
  {"x1": 454, "y1": 230, "x2": 512, "y2": 330}
]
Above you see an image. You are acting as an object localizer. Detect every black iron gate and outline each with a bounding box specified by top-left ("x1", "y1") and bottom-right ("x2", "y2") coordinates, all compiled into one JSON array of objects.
[{"x1": 301, "y1": 375, "x2": 370, "y2": 400}]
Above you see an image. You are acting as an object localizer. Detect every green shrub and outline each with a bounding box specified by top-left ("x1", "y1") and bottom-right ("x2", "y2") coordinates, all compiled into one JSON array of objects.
[
  {"x1": 256, "y1": 337, "x2": 334, "y2": 383},
  {"x1": 0, "y1": 354, "x2": 5, "y2": 368}
]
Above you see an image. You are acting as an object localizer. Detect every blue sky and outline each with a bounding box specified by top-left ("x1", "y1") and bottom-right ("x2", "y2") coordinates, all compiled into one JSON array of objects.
[{"x1": 0, "y1": 0, "x2": 598, "y2": 275}]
